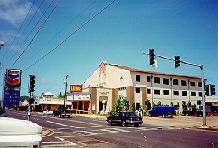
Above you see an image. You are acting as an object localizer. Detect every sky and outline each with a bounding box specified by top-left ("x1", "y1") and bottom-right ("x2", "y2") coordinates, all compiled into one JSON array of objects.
[{"x1": 0, "y1": 0, "x2": 218, "y2": 98}]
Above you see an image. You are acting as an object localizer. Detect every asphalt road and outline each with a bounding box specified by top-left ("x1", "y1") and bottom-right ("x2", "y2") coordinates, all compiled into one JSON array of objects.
[{"x1": 5, "y1": 111, "x2": 218, "y2": 148}]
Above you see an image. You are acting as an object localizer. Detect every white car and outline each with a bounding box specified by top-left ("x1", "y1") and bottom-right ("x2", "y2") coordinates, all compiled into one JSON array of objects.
[
  {"x1": 0, "y1": 117, "x2": 42, "y2": 147},
  {"x1": 42, "y1": 110, "x2": 53, "y2": 115}
]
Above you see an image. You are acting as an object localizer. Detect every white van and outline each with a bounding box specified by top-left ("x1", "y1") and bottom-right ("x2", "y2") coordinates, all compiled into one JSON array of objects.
[{"x1": 0, "y1": 117, "x2": 42, "y2": 147}]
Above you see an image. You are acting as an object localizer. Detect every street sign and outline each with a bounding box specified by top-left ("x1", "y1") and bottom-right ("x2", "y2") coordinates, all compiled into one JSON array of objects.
[{"x1": 70, "y1": 85, "x2": 82, "y2": 93}]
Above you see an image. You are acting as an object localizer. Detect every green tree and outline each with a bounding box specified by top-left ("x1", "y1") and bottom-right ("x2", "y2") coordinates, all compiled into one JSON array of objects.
[
  {"x1": 157, "y1": 101, "x2": 162, "y2": 106},
  {"x1": 57, "y1": 92, "x2": 64, "y2": 98},
  {"x1": 170, "y1": 102, "x2": 174, "y2": 106},
  {"x1": 109, "y1": 97, "x2": 130, "y2": 116},
  {"x1": 132, "y1": 102, "x2": 136, "y2": 113},
  {"x1": 145, "y1": 100, "x2": 151, "y2": 111}
]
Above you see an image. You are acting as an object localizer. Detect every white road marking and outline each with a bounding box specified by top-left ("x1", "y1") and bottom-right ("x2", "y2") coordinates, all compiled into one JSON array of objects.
[
  {"x1": 42, "y1": 142, "x2": 65, "y2": 144},
  {"x1": 55, "y1": 123, "x2": 68, "y2": 126},
  {"x1": 73, "y1": 130, "x2": 100, "y2": 136},
  {"x1": 99, "y1": 128, "x2": 118, "y2": 133},
  {"x1": 74, "y1": 126, "x2": 87, "y2": 129},
  {"x1": 107, "y1": 127, "x2": 130, "y2": 132},
  {"x1": 57, "y1": 127, "x2": 70, "y2": 130},
  {"x1": 46, "y1": 121, "x2": 55, "y2": 124}
]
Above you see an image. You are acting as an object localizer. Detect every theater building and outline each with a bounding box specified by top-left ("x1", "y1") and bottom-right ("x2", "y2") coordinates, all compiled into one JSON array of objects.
[{"x1": 83, "y1": 61, "x2": 204, "y2": 114}]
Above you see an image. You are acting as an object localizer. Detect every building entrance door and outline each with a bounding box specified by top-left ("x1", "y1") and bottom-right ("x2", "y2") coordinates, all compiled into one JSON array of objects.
[{"x1": 99, "y1": 96, "x2": 108, "y2": 113}]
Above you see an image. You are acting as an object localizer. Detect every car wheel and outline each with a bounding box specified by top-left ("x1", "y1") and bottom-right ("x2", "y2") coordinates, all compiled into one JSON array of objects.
[
  {"x1": 148, "y1": 114, "x2": 151, "y2": 117},
  {"x1": 58, "y1": 115, "x2": 61, "y2": 118},
  {"x1": 108, "y1": 119, "x2": 112, "y2": 125},
  {"x1": 52, "y1": 114, "x2": 55, "y2": 117},
  {"x1": 122, "y1": 120, "x2": 127, "y2": 127},
  {"x1": 134, "y1": 124, "x2": 139, "y2": 127}
]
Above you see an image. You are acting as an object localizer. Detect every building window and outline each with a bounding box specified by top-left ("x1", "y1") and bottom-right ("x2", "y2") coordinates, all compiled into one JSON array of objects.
[
  {"x1": 163, "y1": 78, "x2": 169, "y2": 85},
  {"x1": 147, "y1": 89, "x2": 151, "y2": 94},
  {"x1": 136, "y1": 75, "x2": 140, "y2": 82},
  {"x1": 173, "y1": 79, "x2": 179, "y2": 85},
  {"x1": 173, "y1": 90, "x2": 179, "y2": 96},
  {"x1": 190, "y1": 82, "x2": 196, "y2": 87},
  {"x1": 154, "y1": 89, "x2": 160, "y2": 95},
  {"x1": 181, "y1": 80, "x2": 187, "y2": 86},
  {"x1": 163, "y1": 90, "x2": 169, "y2": 95},
  {"x1": 154, "y1": 77, "x2": 160, "y2": 84},
  {"x1": 191, "y1": 91, "x2": 196, "y2": 96},
  {"x1": 198, "y1": 82, "x2": 202, "y2": 87},
  {"x1": 147, "y1": 76, "x2": 151, "y2": 82},
  {"x1": 199, "y1": 92, "x2": 202, "y2": 97},
  {"x1": 182, "y1": 91, "x2": 187, "y2": 96},
  {"x1": 136, "y1": 87, "x2": 140, "y2": 93}
]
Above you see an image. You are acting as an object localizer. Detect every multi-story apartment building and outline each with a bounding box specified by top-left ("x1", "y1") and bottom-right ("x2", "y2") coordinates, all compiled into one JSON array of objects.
[{"x1": 83, "y1": 61, "x2": 203, "y2": 114}]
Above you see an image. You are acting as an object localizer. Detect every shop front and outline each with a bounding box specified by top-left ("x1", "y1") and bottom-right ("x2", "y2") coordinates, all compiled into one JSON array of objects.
[{"x1": 67, "y1": 92, "x2": 91, "y2": 114}]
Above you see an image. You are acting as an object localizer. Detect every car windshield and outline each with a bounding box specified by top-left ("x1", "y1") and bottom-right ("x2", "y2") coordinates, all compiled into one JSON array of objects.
[{"x1": 125, "y1": 112, "x2": 136, "y2": 117}]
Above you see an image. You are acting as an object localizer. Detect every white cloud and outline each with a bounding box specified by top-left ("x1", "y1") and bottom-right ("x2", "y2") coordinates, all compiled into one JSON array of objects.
[{"x1": 0, "y1": 0, "x2": 33, "y2": 26}]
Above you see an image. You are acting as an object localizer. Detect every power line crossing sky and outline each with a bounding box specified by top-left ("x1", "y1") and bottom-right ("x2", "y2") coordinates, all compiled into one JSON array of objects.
[{"x1": 0, "y1": 0, "x2": 217, "y2": 96}]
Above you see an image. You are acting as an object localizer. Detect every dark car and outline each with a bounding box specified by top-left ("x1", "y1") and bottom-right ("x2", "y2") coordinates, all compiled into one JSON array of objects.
[
  {"x1": 53, "y1": 109, "x2": 70, "y2": 118},
  {"x1": 107, "y1": 111, "x2": 143, "y2": 127}
]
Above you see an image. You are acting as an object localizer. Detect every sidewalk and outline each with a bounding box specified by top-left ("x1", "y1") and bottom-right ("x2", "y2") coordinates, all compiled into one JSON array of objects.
[{"x1": 142, "y1": 116, "x2": 218, "y2": 131}]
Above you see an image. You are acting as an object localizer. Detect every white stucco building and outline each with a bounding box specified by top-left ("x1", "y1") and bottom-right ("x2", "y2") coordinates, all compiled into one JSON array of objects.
[{"x1": 83, "y1": 61, "x2": 203, "y2": 114}]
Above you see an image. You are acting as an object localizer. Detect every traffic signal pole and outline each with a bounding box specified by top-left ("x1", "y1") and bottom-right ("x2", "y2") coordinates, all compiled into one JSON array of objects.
[
  {"x1": 200, "y1": 66, "x2": 207, "y2": 126},
  {"x1": 143, "y1": 50, "x2": 207, "y2": 127},
  {"x1": 28, "y1": 75, "x2": 35, "y2": 121}
]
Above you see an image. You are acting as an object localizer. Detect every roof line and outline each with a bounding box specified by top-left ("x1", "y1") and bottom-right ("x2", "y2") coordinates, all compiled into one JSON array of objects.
[{"x1": 108, "y1": 64, "x2": 201, "y2": 80}]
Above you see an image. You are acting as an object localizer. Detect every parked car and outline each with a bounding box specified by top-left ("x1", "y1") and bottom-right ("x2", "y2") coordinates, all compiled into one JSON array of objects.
[
  {"x1": 42, "y1": 110, "x2": 53, "y2": 115},
  {"x1": 53, "y1": 109, "x2": 70, "y2": 118},
  {"x1": 148, "y1": 106, "x2": 176, "y2": 118},
  {"x1": 107, "y1": 111, "x2": 143, "y2": 127}
]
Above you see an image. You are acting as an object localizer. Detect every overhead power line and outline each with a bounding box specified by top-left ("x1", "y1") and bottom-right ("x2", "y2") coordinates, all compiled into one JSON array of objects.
[
  {"x1": 24, "y1": 0, "x2": 116, "y2": 71},
  {"x1": 1, "y1": 0, "x2": 35, "y2": 58},
  {"x1": 8, "y1": 0, "x2": 55, "y2": 64},
  {"x1": 24, "y1": 0, "x2": 54, "y2": 43},
  {"x1": 12, "y1": 6, "x2": 57, "y2": 67}
]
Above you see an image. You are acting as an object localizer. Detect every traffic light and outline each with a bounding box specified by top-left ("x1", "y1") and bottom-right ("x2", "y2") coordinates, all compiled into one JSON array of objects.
[
  {"x1": 205, "y1": 84, "x2": 209, "y2": 96},
  {"x1": 29, "y1": 75, "x2": 35, "y2": 92},
  {"x1": 175, "y1": 56, "x2": 180, "y2": 68},
  {"x1": 210, "y1": 85, "x2": 216, "y2": 96},
  {"x1": 149, "y1": 49, "x2": 155, "y2": 65}
]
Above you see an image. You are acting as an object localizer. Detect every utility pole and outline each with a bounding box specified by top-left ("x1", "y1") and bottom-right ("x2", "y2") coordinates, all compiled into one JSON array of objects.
[{"x1": 64, "y1": 75, "x2": 69, "y2": 112}]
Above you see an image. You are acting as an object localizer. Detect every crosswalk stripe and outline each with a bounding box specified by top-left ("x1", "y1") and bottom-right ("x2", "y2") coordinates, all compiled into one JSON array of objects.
[
  {"x1": 100, "y1": 129, "x2": 118, "y2": 133},
  {"x1": 107, "y1": 128, "x2": 130, "y2": 132}
]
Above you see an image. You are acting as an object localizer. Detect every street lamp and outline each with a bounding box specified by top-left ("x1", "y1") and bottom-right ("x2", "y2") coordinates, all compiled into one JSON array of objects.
[{"x1": 64, "y1": 75, "x2": 69, "y2": 112}]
